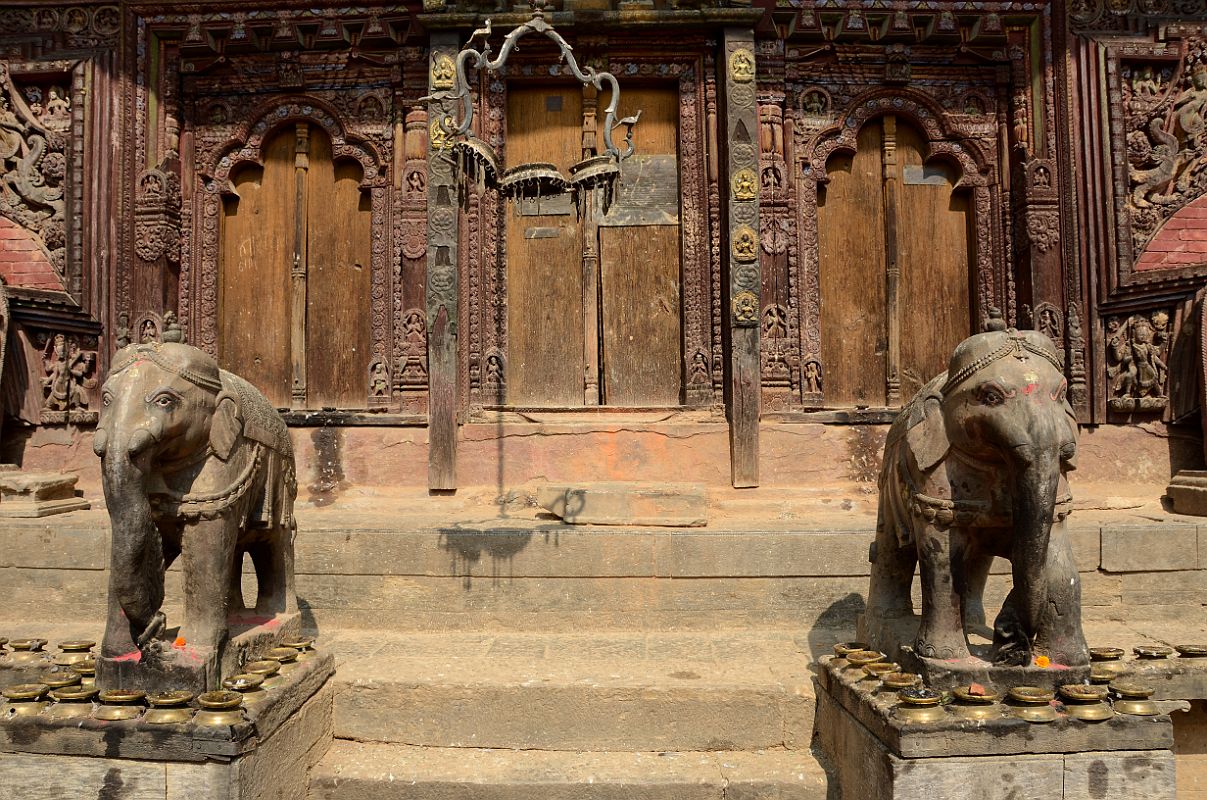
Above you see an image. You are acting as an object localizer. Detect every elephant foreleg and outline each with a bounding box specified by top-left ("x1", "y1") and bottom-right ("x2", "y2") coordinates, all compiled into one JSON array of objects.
[
  {"x1": 249, "y1": 521, "x2": 297, "y2": 616},
  {"x1": 179, "y1": 516, "x2": 238, "y2": 656},
  {"x1": 915, "y1": 525, "x2": 972, "y2": 661},
  {"x1": 1033, "y1": 519, "x2": 1089, "y2": 666}
]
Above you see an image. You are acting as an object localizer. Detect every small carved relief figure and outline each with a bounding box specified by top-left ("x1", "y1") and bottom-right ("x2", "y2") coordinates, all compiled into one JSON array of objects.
[
  {"x1": 1133, "y1": 65, "x2": 1162, "y2": 98},
  {"x1": 1033, "y1": 166, "x2": 1051, "y2": 190},
  {"x1": 733, "y1": 228, "x2": 758, "y2": 261},
  {"x1": 42, "y1": 333, "x2": 95, "y2": 415},
  {"x1": 1035, "y1": 305, "x2": 1061, "y2": 343},
  {"x1": 729, "y1": 49, "x2": 755, "y2": 83},
  {"x1": 1130, "y1": 118, "x2": 1180, "y2": 208},
  {"x1": 140, "y1": 319, "x2": 159, "y2": 344},
  {"x1": 484, "y1": 353, "x2": 505, "y2": 388},
  {"x1": 42, "y1": 86, "x2": 70, "y2": 131},
  {"x1": 1174, "y1": 63, "x2": 1207, "y2": 143},
  {"x1": 803, "y1": 360, "x2": 822, "y2": 394},
  {"x1": 761, "y1": 164, "x2": 782, "y2": 191},
  {"x1": 1107, "y1": 314, "x2": 1169, "y2": 412},
  {"x1": 1012, "y1": 94, "x2": 1029, "y2": 151},
  {"x1": 963, "y1": 95, "x2": 986, "y2": 115},
  {"x1": 689, "y1": 351, "x2": 710, "y2": 385},
  {"x1": 404, "y1": 311, "x2": 425, "y2": 341},
  {"x1": 406, "y1": 169, "x2": 426, "y2": 194},
  {"x1": 162, "y1": 311, "x2": 184, "y2": 343},
  {"x1": 801, "y1": 90, "x2": 826, "y2": 116},
  {"x1": 115, "y1": 313, "x2": 131, "y2": 349},
  {"x1": 370, "y1": 361, "x2": 390, "y2": 397},
  {"x1": 732, "y1": 169, "x2": 757, "y2": 201}
]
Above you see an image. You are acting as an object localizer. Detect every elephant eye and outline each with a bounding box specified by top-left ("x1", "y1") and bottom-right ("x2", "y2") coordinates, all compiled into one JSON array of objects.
[
  {"x1": 977, "y1": 384, "x2": 1007, "y2": 406},
  {"x1": 151, "y1": 393, "x2": 178, "y2": 409},
  {"x1": 102, "y1": 393, "x2": 112, "y2": 408}
]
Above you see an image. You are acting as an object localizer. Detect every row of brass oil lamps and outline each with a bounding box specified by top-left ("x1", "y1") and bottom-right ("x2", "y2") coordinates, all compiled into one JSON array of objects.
[
  {"x1": 832, "y1": 641, "x2": 1189, "y2": 724},
  {"x1": 0, "y1": 636, "x2": 318, "y2": 727}
]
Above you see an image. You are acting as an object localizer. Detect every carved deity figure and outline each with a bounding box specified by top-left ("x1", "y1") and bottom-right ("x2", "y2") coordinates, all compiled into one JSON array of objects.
[
  {"x1": 115, "y1": 313, "x2": 131, "y2": 350},
  {"x1": 1112, "y1": 316, "x2": 1168, "y2": 403},
  {"x1": 689, "y1": 351, "x2": 710, "y2": 385},
  {"x1": 1034, "y1": 166, "x2": 1051, "y2": 190},
  {"x1": 370, "y1": 361, "x2": 390, "y2": 397},
  {"x1": 1175, "y1": 64, "x2": 1207, "y2": 144},
  {"x1": 1133, "y1": 65, "x2": 1162, "y2": 99},
  {"x1": 802, "y1": 90, "x2": 826, "y2": 116},
  {"x1": 140, "y1": 319, "x2": 159, "y2": 344},
  {"x1": 484, "y1": 354, "x2": 505, "y2": 387},
  {"x1": 804, "y1": 360, "x2": 822, "y2": 394},
  {"x1": 42, "y1": 334, "x2": 93, "y2": 412},
  {"x1": 42, "y1": 86, "x2": 70, "y2": 131},
  {"x1": 1131, "y1": 118, "x2": 1180, "y2": 208},
  {"x1": 730, "y1": 50, "x2": 754, "y2": 83}
]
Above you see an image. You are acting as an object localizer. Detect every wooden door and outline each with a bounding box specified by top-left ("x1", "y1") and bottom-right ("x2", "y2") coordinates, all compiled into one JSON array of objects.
[
  {"x1": 598, "y1": 86, "x2": 682, "y2": 407},
  {"x1": 505, "y1": 86, "x2": 585, "y2": 407},
  {"x1": 220, "y1": 122, "x2": 372, "y2": 409},
  {"x1": 817, "y1": 115, "x2": 972, "y2": 407}
]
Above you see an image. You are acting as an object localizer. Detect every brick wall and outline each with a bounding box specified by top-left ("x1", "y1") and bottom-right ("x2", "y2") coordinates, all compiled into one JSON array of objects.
[
  {"x1": 0, "y1": 217, "x2": 64, "y2": 291},
  {"x1": 1136, "y1": 194, "x2": 1207, "y2": 271}
]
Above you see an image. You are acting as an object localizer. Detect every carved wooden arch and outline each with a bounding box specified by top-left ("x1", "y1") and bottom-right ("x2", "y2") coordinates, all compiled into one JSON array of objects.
[
  {"x1": 188, "y1": 95, "x2": 393, "y2": 364},
  {"x1": 794, "y1": 87, "x2": 1006, "y2": 402}
]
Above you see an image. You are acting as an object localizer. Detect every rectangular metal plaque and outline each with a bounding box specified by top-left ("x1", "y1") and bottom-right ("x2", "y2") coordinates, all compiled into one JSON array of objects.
[
  {"x1": 903, "y1": 165, "x2": 951, "y2": 186},
  {"x1": 518, "y1": 192, "x2": 574, "y2": 217},
  {"x1": 600, "y1": 154, "x2": 680, "y2": 227}
]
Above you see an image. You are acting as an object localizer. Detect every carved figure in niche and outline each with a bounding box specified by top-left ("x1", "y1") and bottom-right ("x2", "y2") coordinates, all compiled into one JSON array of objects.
[
  {"x1": 140, "y1": 319, "x2": 159, "y2": 343},
  {"x1": 729, "y1": 49, "x2": 755, "y2": 83},
  {"x1": 1107, "y1": 313, "x2": 1169, "y2": 412},
  {"x1": 733, "y1": 291, "x2": 759, "y2": 324},
  {"x1": 1133, "y1": 65, "x2": 1162, "y2": 99},
  {"x1": 483, "y1": 353, "x2": 505, "y2": 393},
  {"x1": 859, "y1": 328, "x2": 1085, "y2": 668},
  {"x1": 689, "y1": 350, "x2": 710, "y2": 385},
  {"x1": 732, "y1": 169, "x2": 757, "y2": 201},
  {"x1": 162, "y1": 311, "x2": 184, "y2": 343},
  {"x1": 93, "y1": 343, "x2": 297, "y2": 693},
  {"x1": 42, "y1": 333, "x2": 95, "y2": 416},
  {"x1": 1035, "y1": 304, "x2": 1062, "y2": 344},
  {"x1": 406, "y1": 169, "x2": 426, "y2": 194},
  {"x1": 1174, "y1": 63, "x2": 1207, "y2": 144},
  {"x1": 732, "y1": 227, "x2": 758, "y2": 261},
  {"x1": 1012, "y1": 94, "x2": 1029, "y2": 152},
  {"x1": 404, "y1": 311, "x2": 425, "y2": 340},
  {"x1": 1033, "y1": 166, "x2": 1051, "y2": 190},
  {"x1": 41, "y1": 87, "x2": 70, "y2": 131},
  {"x1": 963, "y1": 95, "x2": 986, "y2": 115},
  {"x1": 115, "y1": 313, "x2": 131, "y2": 349},
  {"x1": 369, "y1": 360, "x2": 390, "y2": 397},
  {"x1": 801, "y1": 89, "x2": 827, "y2": 116},
  {"x1": 210, "y1": 104, "x2": 228, "y2": 125},
  {"x1": 804, "y1": 360, "x2": 822, "y2": 394},
  {"x1": 761, "y1": 163, "x2": 782, "y2": 191}
]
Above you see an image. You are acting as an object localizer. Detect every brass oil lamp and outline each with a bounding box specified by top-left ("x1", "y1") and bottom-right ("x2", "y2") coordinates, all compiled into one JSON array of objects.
[
  {"x1": 2, "y1": 683, "x2": 49, "y2": 717},
  {"x1": 71, "y1": 658, "x2": 96, "y2": 688},
  {"x1": 223, "y1": 673, "x2": 268, "y2": 706},
  {"x1": 195, "y1": 691, "x2": 244, "y2": 727},
  {"x1": 1007, "y1": 686, "x2": 1057, "y2": 723},
  {"x1": 280, "y1": 637, "x2": 317, "y2": 662},
  {"x1": 46, "y1": 686, "x2": 98, "y2": 721},
  {"x1": 894, "y1": 687, "x2": 946, "y2": 724},
  {"x1": 53, "y1": 640, "x2": 95, "y2": 667},
  {"x1": 144, "y1": 691, "x2": 195, "y2": 725},
  {"x1": 843, "y1": 650, "x2": 885, "y2": 675},
  {"x1": 245, "y1": 659, "x2": 285, "y2": 689},
  {"x1": 1059, "y1": 683, "x2": 1113, "y2": 722},
  {"x1": 950, "y1": 685, "x2": 1003, "y2": 721},
  {"x1": 861, "y1": 662, "x2": 899, "y2": 684},
  {"x1": 1089, "y1": 647, "x2": 1124, "y2": 661},
  {"x1": 40, "y1": 669, "x2": 80, "y2": 691},
  {"x1": 1176, "y1": 644, "x2": 1207, "y2": 657},
  {"x1": 6, "y1": 638, "x2": 49, "y2": 668},
  {"x1": 93, "y1": 689, "x2": 145, "y2": 721},
  {"x1": 1110, "y1": 682, "x2": 1158, "y2": 716},
  {"x1": 264, "y1": 646, "x2": 301, "y2": 675},
  {"x1": 881, "y1": 672, "x2": 921, "y2": 692},
  {"x1": 1134, "y1": 645, "x2": 1173, "y2": 660}
]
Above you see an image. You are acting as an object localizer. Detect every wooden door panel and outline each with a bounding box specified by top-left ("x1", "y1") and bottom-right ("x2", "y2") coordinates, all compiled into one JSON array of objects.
[
  {"x1": 599, "y1": 85, "x2": 682, "y2": 406},
  {"x1": 505, "y1": 86, "x2": 585, "y2": 406},
  {"x1": 818, "y1": 122, "x2": 887, "y2": 407},
  {"x1": 896, "y1": 123, "x2": 971, "y2": 399},
  {"x1": 601, "y1": 225, "x2": 680, "y2": 405},
  {"x1": 220, "y1": 127, "x2": 295, "y2": 408},
  {"x1": 306, "y1": 131, "x2": 373, "y2": 408}
]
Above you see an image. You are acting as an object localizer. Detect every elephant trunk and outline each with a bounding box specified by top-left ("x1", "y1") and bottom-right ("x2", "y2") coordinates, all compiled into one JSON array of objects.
[
  {"x1": 100, "y1": 444, "x2": 165, "y2": 657},
  {"x1": 1008, "y1": 444, "x2": 1061, "y2": 638}
]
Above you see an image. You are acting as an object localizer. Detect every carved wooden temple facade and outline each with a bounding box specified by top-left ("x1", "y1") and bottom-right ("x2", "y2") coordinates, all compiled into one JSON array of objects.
[{"x1": 0, "y1": 0, "x2": 1204, "y2": 488}]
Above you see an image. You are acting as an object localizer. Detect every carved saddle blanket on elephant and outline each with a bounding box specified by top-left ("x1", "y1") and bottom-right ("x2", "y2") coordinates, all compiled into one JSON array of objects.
[
  {"x1": 148, "y1": 370, "x2": 296, "y2": 528},
  {"x1": 879, "y1": 372, "x2": 1072, "y2": 548}
]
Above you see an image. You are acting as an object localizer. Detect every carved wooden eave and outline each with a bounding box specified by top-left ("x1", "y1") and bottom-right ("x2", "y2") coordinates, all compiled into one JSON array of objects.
[
  {"x1": 773, "y1": 2, "x2": 1050, "y2": 46},
  {"x1": 6, "y1": 287, "x2": 101, "y2": 337},
  {"x1": 417, "y1": 7, "x2": 762, "y2": 31}
]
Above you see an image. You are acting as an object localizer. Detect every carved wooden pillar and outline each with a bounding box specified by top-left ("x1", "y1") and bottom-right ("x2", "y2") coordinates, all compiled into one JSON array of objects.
[
  {"x1": 721, "y1": 29, "x2": 761, "y2": 488},
  {"x1": 881, "y1": 115, "x2": 902, "y2": 407},
  {"x1": 582, "y1": 81, "x2": 601, "y2": 406},
  {"x1": 426, "y1": 34, "x2": 460, "y2": 490},
  {"x1": 291, "y1": 122, "x2": 310, "y2": 409}
]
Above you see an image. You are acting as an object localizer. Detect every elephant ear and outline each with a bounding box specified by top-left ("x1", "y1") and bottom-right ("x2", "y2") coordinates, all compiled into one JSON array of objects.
[
  {"x1": 904, "y1": 396, "x2": 950, "y2": 473},
  {"x1": 210, "y1": 392, "x2": 243, "y2": 461},
  {"x1": 1062, "y1": 399, "x2": 1079, "y2": 471}
]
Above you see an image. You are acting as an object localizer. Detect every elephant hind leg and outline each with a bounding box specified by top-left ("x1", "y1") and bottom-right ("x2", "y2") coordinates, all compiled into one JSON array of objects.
[
  {"x1": 865, "y1": 525, "x2": 917, "y2": 619},
  {"x1": 249, "y1": 522, "x2": 297, "y2": 616}
]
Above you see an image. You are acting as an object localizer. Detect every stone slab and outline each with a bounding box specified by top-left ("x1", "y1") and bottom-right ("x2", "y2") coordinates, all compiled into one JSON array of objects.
[
  {"x1": 0, "y1": 678, "x2": 331, "y2": 800},
  {"x1": 0, "y1": 496, "x2": 91, "y2": 518},
  {"x1": 818, "y1": 656, "x2": 1177, "y2": 759},
  {"x1": 816, "y1": 677, "x2": 1176, "y2": 800},
  {"x1": 537, "y1": 482, "x2": 709, "y2": 527},
  {"x1": 309, "y1": 741, "x2": 828, "y2": 800},
  {"x1": 0, "y1": 652, "x2": 333, "y2": 762},
  {"x1": 1101, "y1": 523, "x2": 1200, "y2": 572},
  {"x1": 1168, "y1": 471, "x2": 1207, "y2": 517}
]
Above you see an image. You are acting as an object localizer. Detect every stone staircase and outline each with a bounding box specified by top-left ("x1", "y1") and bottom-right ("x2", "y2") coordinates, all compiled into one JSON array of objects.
[{"x1": 1, "y1": 484, "x2": 1205, "y2": 798}]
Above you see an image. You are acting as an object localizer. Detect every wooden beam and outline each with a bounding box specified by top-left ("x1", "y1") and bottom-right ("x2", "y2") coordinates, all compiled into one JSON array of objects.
[
  {"x1": 720, "y1": 28, "x2": 761, "y2": 488},
  {"x1": 426, "y1": 34, "x2": 460, "y2": 491}
]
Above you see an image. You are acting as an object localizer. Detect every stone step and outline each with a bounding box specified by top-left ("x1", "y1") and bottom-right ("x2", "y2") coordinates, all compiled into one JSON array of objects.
[
  {"x1": 326, "y1": 630, "x2": 816, "y2": 752},
  {"x1": 307, "y1": 742, "x2": 830, "y2": 800}
]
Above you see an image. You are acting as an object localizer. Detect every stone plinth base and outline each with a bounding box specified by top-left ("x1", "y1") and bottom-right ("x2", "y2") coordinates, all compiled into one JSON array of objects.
[
  {"x1": 536, "y1": 482, "x2": 708, "y2": 527},
  {"x1": 97, "y1": 611, "x2": 302, "y2": 694},
  {"x1": 817, "y1": 656, "x2": 1180, "y2": 800},
  {"x1": 0, "y1": 470, "x2": 88, "y2": 518},
  {"x1": 1168, "y1": 470, "x2": 1207, "y2": 516},
  {"x1": 0, "y1": 652, "x2": 333, "y2": 800}
]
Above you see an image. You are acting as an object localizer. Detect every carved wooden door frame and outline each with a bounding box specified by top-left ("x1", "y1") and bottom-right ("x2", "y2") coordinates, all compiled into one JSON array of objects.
[{"x1": 465, "y1": 47, "x2": 717, "y2": 413}]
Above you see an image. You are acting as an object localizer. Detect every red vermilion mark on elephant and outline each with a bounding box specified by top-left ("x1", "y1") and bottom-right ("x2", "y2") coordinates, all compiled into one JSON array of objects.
[
  {"x1": 1024, "y1": 382, "x2": 1038, "y2": 395},
  {"x1": 113, "y1": 650, "x2": 142, "y2": 663}
]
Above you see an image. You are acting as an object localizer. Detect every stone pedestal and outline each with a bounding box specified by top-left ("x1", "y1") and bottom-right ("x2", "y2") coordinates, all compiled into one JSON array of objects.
[
  {"x1": 816, "y1": 656, "x2": 1181, "y2": 800},
  {"x1": 97, "y1": 611, "x2": 302, "y2": 694},
  {"x1": 0, "y1": 471, "x2": 89, "y2": 517},
  {"x1": 0, "y1": 651, "x2": 333, "y2": 800},
  {"x1": 1167, "y1": 470, "x2": 1207, "y2": 516}
]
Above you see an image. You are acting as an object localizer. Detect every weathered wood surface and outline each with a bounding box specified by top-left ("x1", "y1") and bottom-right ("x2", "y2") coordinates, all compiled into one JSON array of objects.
[{"x1": 818, "y1": 656, "x2": 1177, "y2": 759}]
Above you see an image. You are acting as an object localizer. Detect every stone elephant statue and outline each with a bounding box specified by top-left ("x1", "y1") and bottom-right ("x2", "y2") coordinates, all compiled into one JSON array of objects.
[
  {"x1": 93, "y1": 342, "x2": 297, "y2": 690},
  {"x1": 858, "y1": 326, "x2": 1088, "y2": 668}
]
